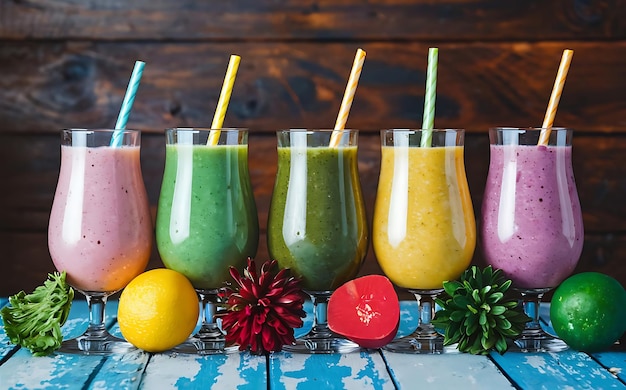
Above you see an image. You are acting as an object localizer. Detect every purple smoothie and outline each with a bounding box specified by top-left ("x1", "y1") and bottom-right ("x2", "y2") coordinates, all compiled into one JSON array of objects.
[{"x1": 480, "y1": 144, "x2": 584, "y2": 289}]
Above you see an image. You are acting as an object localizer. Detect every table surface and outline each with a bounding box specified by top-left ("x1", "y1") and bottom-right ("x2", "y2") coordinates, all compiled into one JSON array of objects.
[{"x1": 1, "y1": 297, "x2": 625, "y2": 390}]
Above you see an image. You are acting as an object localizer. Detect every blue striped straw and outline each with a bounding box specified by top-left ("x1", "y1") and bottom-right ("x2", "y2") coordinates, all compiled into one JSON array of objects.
[{"x1": 110, "y1": 60, "x2": 145, "y2": 147}]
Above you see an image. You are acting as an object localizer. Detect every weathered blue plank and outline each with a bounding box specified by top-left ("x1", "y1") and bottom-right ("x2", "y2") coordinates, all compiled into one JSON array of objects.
[
  {"x1": 539, "y1": 302, "x2": 626, "y2": 385},
  {"x1": 490, "y1": 350, "x2": 626, "y2": 389},
  {"x1": 593, "y1": 351, "x2": 626, "y2": 383},
  {"x1": 274, "y1": 299, "x2": 399, "y2": 389},
  {"x1": 3, "y1": 296, "x2": 626, "y2": 390},
  {"x1": 0, "y1": 332, "x2": 19, "y2": 360},
  {"x1": 89, "y1": 349, "x2": 150, "y2": 390},
  {"x1": 0, "y1": 298, "x2": 19, "y2": 360},
  {"x1": 270, "y1": 351, "x2": 394, "y2": 389},
  {"x1": 0, "y1": 298, "x2": 124, "y2": 389},
  {"x1": 0, "y1": 348, "x2": 105, "y2": 389},
  {"x1": 383, "y1": 351, "x2": 514, "y2": 389},
  {"x1": 140, "y1": 352, "x2": 267, "y2": 389}
]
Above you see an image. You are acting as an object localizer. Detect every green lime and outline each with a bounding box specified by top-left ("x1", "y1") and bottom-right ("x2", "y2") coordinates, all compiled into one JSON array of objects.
[{"x1": 550, "y1": 272, "x2": 626, "y2": 352}]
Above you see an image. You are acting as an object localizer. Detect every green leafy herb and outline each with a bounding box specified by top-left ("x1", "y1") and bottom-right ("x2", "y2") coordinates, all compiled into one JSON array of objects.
[
  {"x1": 432, "y1": 266, "x2": 530, "y2": 355},
  {"x1": 1, "y1": 271, "x2": 74, "y2": 356}
]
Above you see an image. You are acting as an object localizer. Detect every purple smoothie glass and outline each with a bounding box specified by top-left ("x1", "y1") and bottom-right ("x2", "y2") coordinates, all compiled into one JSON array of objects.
[{"x1": 481, "y1": 127, "x2": 584, "y2": 352}]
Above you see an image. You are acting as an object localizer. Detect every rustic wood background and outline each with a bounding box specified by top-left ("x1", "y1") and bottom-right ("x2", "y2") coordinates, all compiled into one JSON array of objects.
[{"x1": 1, "y1": 0, "x2": 625, "y2": 296}]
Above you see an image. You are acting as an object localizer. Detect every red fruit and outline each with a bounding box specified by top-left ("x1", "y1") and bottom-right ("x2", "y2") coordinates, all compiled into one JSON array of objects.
[{"x1": 328, "y1": 275, "x2": 400, "y2": 349}]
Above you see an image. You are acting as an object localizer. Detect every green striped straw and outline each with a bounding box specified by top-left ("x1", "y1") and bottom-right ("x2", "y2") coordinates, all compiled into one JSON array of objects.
[
  {"x1": 110, "y1": 60, "x2": 145, "y2": 147},
  {"x1": 420, "y1": 48, "x2": 438, "y2": 147}
]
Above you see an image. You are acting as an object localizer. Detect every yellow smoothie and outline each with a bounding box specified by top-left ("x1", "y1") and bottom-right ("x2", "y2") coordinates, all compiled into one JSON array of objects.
[{"x1": 373, "y1": 145, "x2": 476, "y2": 289}]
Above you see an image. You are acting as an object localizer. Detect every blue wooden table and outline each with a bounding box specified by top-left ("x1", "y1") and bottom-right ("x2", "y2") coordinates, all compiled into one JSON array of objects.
[{"x1": 1, "y1": 297, "x2": 625, "y2": 389}]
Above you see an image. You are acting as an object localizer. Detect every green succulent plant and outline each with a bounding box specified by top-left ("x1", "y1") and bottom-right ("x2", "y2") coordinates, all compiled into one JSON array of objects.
[{"x1": 432, "y1": 266, "x2": 531, "y2": 355}]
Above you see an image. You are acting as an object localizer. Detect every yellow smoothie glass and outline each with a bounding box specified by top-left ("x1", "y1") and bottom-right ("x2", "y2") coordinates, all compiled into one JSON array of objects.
[{"x1": 373, "y1": 129, "x2": 476, "y2": 353}]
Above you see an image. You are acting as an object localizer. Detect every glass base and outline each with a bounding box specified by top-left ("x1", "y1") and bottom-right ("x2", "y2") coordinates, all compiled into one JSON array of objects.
[
  {"x1": 283, "y1": 332, "x2": 361, "y2": 354},
  {"x1": 171, "y1": 336, "x2": 239, "y2": 355},
  {"x1": 509, "y1": 329, "x2": 569, "y2": 353},
  {"x1": 58, "y1": 332, "x2": 135, "y2": 355},
  {"x1": 171, "y1": 289, "x2": 240, "y2": 355},
  {"x1": 288, "y1": 290, "x2": 362, "y2": 354},
  {"x1": 383, "y1": 330, "x2": 444, "y2": 354},
  {"x1": 510, "y1": 287, "x2": 569, "y2": 353},
  {"x1": 384, "y1": 289, "x2": 444, "y2": 354}
]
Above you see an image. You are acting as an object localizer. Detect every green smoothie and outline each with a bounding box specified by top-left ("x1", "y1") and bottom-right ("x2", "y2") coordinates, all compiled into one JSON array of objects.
[
  {"x1": 267, "y1": 145, "x2": 368, "y2": 291},
  {"x1": 156, "y1": 144, "x2": 259, "y2": 289}
]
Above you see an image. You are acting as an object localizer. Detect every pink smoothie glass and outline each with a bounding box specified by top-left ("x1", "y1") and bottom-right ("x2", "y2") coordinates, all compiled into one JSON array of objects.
[
  {"x1": 48, "y1": 129, "x2": 152, "y2": 354},
  {"x1": 481, "y1": 127, "x2": 584, "y2": 352}
]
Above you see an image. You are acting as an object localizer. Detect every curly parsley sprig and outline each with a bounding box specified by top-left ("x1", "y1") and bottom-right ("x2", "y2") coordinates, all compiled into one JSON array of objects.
[{"x1": 1, "y1": 271, "x2": 74, "y2": 356}]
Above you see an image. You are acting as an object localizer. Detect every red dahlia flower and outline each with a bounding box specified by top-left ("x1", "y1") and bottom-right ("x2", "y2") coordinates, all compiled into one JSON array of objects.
[{"x1": 220, "y1": 258, "x2": 306, "y2": 354}]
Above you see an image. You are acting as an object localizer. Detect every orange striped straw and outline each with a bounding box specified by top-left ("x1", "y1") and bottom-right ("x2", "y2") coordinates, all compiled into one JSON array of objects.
[
  {"x1": 208, "y1": 55, "x2": 241, "y2": 145},
  {"x1": 538, "y1": 49, "x2": 573, "y2": 146},
  {"x1": 330, "y1": 48, "x2": 366, "y2": 147}
]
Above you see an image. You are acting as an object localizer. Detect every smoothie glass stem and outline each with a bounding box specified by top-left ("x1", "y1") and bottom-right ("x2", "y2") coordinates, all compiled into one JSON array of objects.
[
  {"x1": 307, "y1": 292, "x2": 333, "y2": 339},
  {"x1": 196, "y1": 289, "x2": 225, "y2": 340},
  {"x1": 414, "y1": 290, "x2": 440, "y2": 338},
  {"x1": 288, "y1": 291, "x2": 359, "y2": 354},
  {"x1": 84, "y1": 293, "x2": 109, "y2": 338},
  {"x1": 513, "y1": 288, "x2": 567, "y2": 352},
  {"x1": 172, "y1": 288, "x2": 232, "y2": 354},
  {"x1": 521, "y1": 291, "x2": 542, "y2": 333},
  {"x1": 61, "y1": 292, "x2": 132, "y2": 354},
  {"x1": 384, "y1": 289, "x2": 444, "y2": 353}
]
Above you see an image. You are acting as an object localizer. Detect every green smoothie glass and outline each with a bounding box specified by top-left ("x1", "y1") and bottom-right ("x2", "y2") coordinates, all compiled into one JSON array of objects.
[
  {"x1": 156, "y1": 128, "x2": 259, "y2": 354},
  {"x1": 267, "y1": 129, "x2": 368, "y2": 353}
]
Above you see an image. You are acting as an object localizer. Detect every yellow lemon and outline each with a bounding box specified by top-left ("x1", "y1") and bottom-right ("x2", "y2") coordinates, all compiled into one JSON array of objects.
[{"x1": 118, "y1": 268, "x2": 199, "y2": 352}]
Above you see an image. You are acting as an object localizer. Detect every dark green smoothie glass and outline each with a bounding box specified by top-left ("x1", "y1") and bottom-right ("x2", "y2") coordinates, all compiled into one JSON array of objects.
[
  {"x1": 156, "y1": 128, "x2": 259, "y2": 354},
  {"x1": 267, "y1": 129, "x2": 368, "y2": 353}
]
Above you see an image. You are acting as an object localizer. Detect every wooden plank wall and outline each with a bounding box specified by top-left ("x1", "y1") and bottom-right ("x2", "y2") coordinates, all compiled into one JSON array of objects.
[{"x1": 1, "y1": 0, "x2": 625, "y2": 296}]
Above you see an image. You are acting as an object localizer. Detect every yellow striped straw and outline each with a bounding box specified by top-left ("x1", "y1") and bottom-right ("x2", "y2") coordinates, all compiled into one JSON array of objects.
[
  {"x1": 330, "y1": 48, "x2": 366, "y2": 147},
  {"x1": 208, "y1": 54, "x2": 241, "y2": 145},
  {"x1": 538, "y1": 49, "x2": 573, "y2": 146}
]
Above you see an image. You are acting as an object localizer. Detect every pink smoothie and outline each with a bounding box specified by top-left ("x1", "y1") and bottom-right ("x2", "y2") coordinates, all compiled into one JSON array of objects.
[
  {"x1": 48, "y1": 145, "x2": 152, "y2": 293},
  {"x1": 480, "y1": 144, "x2": 584, "y2": 289}
]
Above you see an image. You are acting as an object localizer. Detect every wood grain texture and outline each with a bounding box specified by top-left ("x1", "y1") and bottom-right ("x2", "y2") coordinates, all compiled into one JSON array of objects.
[
  {"x1": 489, "y1": 350, "x2": 624, "y2": 389},
  {"x1": 269, "y1": 352, "x2": 394, "y2": 389},
  {"x1": 1, "y1": 42, "x2": 625, "y2": 134},
  {"x1": 142, "y1": 353, "x2": 268, "y2": 389},
  {"x1": 2, "y1": 132, "x2": 626, "y2": 296},
  {"x1": 2, "y1": 0, "x2": 626, "y2": 302},
  {"x1": 2, "y1": 299, "x2": 625, "y2": 389},
  {"x1": 383, "y1": 352, "x2": 515, "y2": 389},
  {"x1": 0, "y1": 0, "x2": 624, "y2": 40}
]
